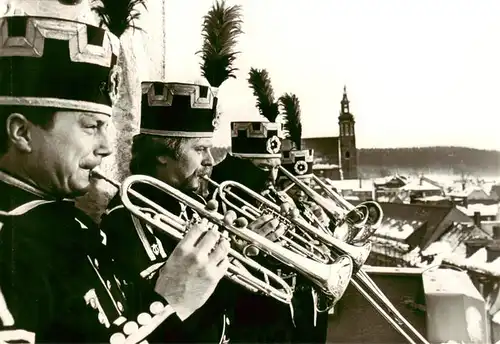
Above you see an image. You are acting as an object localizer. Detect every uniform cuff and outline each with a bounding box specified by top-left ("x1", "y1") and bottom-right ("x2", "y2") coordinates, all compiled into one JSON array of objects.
[{"x1": 109, "y1": 301, "x2": 175, "y2": 344}]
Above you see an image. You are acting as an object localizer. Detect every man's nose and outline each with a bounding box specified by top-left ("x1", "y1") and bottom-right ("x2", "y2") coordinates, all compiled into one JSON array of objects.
[
  {"x1": 202, "y1": 149, "x2": 215, "y2": 167},
  {"x1": 270, "y1": 167, "x2": 279, "y2": 182},
  {"x1": 95, "y1": 131, "x2": 112, "y2": 158}
]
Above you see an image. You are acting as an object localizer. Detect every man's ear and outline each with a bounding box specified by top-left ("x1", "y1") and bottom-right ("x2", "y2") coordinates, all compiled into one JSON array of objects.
[{"x1": 6, "y1": 113, "x2": 33, "y2": 153}]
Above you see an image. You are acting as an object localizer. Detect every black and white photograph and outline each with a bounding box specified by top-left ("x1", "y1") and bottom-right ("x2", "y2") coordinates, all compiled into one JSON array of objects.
[{"x1": 0, "y1": 1, "x2": 499, "y2": 343}]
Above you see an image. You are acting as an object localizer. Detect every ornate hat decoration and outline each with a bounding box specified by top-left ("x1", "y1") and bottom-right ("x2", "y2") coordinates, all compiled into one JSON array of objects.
[
  {"x1": 231, "y1": 121, "x2": 283, "y2": 158},
  {"x1": 280, "y1": 93, "x2": 302, "y2": 150},
  {"x1": 279, "y1": 93, "x2": 312, "y2": 177},
  {"x1": 140, "y1": 0, "x2": 243, "y2": 137},
  {"x1": 281, "y1": 149, "x2": 314, "y2": 178},
  {"x1": 231, "y1": 68, "x2": 282, "y2": 158},
  {"x1": 0, "y1": 0, "x2": 143, "y2": 116}
]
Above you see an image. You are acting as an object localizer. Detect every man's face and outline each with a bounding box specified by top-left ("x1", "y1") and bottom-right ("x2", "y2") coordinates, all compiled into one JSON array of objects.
[
  {"x1": 159, "y1": 137, "x2": 214, "y2": 192},
  {"x1": 249, "y1": 157, "x2": 281, "y2": 187},
  {"x1": 278, "y1": 179, "x2": 308, "y2": 202},
  {"x1": 26, "y1": 111, "x2": 112, "y2": 197}
]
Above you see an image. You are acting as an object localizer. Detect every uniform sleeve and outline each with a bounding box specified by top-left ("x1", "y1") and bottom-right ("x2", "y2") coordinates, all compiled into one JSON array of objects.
[{"x1": 0, "y1": 216, "x2": 64, "y2": 335}]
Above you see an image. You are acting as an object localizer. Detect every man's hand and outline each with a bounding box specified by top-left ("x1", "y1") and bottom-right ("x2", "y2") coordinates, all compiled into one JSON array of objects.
[{"x1": 154, "y1": 209, "x2": 232, "y2": 321}]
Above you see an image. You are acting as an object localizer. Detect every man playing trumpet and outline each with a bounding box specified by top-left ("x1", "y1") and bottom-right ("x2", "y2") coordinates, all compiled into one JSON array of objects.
[{"x1": 0, "y1": 1, "x2": 231, "y2": 343}]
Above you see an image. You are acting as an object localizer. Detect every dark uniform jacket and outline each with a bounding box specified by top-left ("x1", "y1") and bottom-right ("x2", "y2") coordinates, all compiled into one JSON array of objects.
[
  {"x1": 210, "y1": 155, "x2": 329, "y2": 344},
  {"x1": 0, "y1": 170, "x2": 174, "y2": 343},
  {"x1": 101, "y1": 183, "x2": 232, "y2": 344}
]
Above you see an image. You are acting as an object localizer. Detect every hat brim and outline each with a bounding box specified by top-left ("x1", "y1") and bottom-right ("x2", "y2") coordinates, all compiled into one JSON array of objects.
[
  {"x1": 231, "y1": 152, "x2": 282, "y2": 159},
  {"x1": 0, "y1": 96, "x2": 112, "y2": 116},
  {"x1": 139, "y1": 128, "x2": 214, "y2": 138}
]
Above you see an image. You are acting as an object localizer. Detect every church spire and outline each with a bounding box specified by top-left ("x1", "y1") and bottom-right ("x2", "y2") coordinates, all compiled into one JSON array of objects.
[
  {"x1": 339, "y1": 85, "x2": 353, "y2": 120},
  {"x1": 341, "y1": 85, "x2": 350, "y2": 114}
]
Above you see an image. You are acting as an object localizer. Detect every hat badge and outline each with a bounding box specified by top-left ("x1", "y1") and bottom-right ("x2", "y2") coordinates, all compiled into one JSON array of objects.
[
  {"x1": 212, "y1": 111, "x2": 221, "y2": 128},
  {"x1": 108, "y1": 65, "x2": 122, "y2": 104},
  {"x1": 294, "y1": 160, "x2": 308, "y2": 175},
  {"x1": 266, "y1": 135, "x2": 281, "y2": 154}
]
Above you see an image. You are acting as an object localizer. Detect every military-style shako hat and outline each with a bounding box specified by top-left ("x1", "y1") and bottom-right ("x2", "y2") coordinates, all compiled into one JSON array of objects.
[
  {"x1": 231, "y1": 121, "x2": 283, "y2": 158},
  {"x1": 140, "y1": 82, "x2": 219, "y2": 137},
  {"x1": 281, "y1": 149, "x2": 314, "y2": 178},
  {"x1": 0, "y1": 0, "x2": 131, "y2": 116},
  {"x1": 139, "y1": 1, "x2": 243, "y2": 138},
  {"x1": 232, "y1": 68, "x2": 285, "y2": 158}
]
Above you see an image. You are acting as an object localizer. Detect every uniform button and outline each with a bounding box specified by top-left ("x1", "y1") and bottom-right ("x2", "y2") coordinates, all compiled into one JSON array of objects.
[
  {"x1": 137, "y1": 312, "x2": 152, "y2": 325},
  {"x1": 109, "y1": 332, "x2": 126, "y2": 344},
  {"x1": 94, "y1": 259, "x2": 99, "y2": 268},
  {"x1": 106, "y1": 280, "x2": 112, "y2": 289},
  {"x1": 117, "y1": 301, "x2": 124, "y2": 312},
  {"x1": 90, "y1": 298, "x2": 97, "y2": 309},
  {"x1": 225, "y1": 317, "x2": 230, "y2": 326},
  {"x1": 149, "y1": 301, "x2": 164, "y2": 315},
  {"x1": 123, "y1": 321, "x2": 139, "y2": 335},
  {"x1": 98, "y1": 313, "x2": 107, "y2": 324}
]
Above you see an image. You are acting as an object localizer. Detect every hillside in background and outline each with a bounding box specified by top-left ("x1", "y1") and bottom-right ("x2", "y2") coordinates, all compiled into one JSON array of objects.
[
  {"x1": 212, "y1": 146, "x2": 500, "y2": 178},
  {"x1": 357, "y1": 147, "x2": 500, "y2": 178}
]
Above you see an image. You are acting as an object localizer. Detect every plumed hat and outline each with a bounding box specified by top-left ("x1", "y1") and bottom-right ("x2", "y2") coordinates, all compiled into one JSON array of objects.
[{"x1": 139, "y1": 0, "x2": 243, "y2": 137}]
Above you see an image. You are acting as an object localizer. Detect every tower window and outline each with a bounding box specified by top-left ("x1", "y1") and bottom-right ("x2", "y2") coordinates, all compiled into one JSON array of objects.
[{"x1": 345, "y1": 151, "x2": 351, "y2": 159}]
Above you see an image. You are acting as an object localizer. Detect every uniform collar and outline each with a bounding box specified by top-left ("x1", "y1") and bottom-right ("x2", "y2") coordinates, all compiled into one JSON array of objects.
[
  {"x1": 0, "y1": 169, "x2": 52, "y2": 199},
  {"x1": 0, "y1": 169, "x2": 74, "y2": 202}
]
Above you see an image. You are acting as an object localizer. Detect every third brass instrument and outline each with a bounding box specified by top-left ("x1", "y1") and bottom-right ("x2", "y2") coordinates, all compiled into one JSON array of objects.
[
  {"x1": 205, "y1": 170, "x2": 429, "y2": 344},
  {"x1": 91, "y1": 171, "x2": 354, "y2": 307},
  {"x1": 272, "y1": 167, "x2": 430, "y2": 344}
]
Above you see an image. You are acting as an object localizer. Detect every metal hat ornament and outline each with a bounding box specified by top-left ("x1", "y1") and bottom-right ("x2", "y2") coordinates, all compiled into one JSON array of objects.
[
  {"x1": 139, "y1": 0, "x2": 243, "y2": 138},
  {"x1": 0, "y1": 0, "x2": 144, "y2": 116},
  {"x1": 281, "y1": 149, "x2": 315, "y2": 178}
]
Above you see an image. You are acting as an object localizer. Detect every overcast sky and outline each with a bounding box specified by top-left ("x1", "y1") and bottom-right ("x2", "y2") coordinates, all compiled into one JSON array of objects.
[{"x1": 163, "y1": 0, "x2": 500, "y2": 150}]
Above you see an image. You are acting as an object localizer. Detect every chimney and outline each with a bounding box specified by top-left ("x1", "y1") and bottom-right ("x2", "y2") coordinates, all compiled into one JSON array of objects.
[
  {"x1": 473, "y1": 211, "x2": 481, "y2": 228},
  {"x1": 493, "y1": 226, "x2": 500, "y2": 240},
  {"x1": 463, "y1": 197, "x2": 468, "y2": 208},
  {"x1": 464, "y1": 238, "x2": 491, "y2": 258},
  {"x1": 486, "y1": 243, "x2": 500, "y2": 262},
  {"x1": 359, "y1": 177, "x2": 362, "y2": 189},
  {"x1": 462, "y1": 181, "x2": 466, "y2": 191}
]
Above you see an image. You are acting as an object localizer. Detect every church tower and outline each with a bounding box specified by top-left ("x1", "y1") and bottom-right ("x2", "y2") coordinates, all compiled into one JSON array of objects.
[{"x1": 338, "y1": 86, "x2": 358, "y2": 179}]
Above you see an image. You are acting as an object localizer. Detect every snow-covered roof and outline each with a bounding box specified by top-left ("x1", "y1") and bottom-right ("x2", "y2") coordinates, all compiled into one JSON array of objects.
[{"x1": 456, "y1": 203, "x2": 499, "y2": 217}]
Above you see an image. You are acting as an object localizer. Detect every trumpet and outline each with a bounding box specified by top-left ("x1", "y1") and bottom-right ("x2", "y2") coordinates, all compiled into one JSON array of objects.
[
  {"x1": 272, "y1": 170, "x2": 430, "y2": 344},
  {"x1": 91, "y1": 171, "x2": 354, "y2": 306},
  {"x1": 278, "y1": 166, "x2": 384, "y2": 244},
  {"x1": 206, "y1": 177, "x2": 372, "y2": 270},
  {"x1": 207, "y1": 173, "x2": 429, "y2": 344}
]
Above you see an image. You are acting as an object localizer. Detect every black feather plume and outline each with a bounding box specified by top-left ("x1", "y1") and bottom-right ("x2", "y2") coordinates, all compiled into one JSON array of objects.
[
  {"x1": 248, "y1": 68, "x2": 280, "y2": 122},
  {"x1": 197, "y1": 0, "x2": 244, "y2": 88},
  {"x1": 91, "y1": 0, "x2": 146, "y2": 38},
  {"x1": 280, "y1": 93, "x2": 302, "y2": 149}
]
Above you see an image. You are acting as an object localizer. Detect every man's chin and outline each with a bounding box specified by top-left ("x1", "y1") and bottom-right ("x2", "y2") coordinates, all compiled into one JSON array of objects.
[{"x1": 69, "y1": 180, "x2": 92, "y2": 198}]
